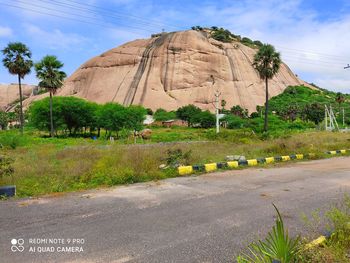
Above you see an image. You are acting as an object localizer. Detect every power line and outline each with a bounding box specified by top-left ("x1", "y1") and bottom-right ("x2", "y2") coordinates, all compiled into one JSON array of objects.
[
  {"x1": 35, "y1": 0, "x2": 178, "y2": 31},
  {"x1": 0, "y1": 2, "x2": 160, "y2": 34},
  {"x1": 50, "y1": 0, "x2": 181, "y2": 30},
  {"x1": 280, "y1": 50, "x2": 349, "y2": 63},
  {"x1": 6, "y1": 0, "x2": 160, "y2": 32},
  {"x1": 281, "y1": 55, "x2": 345, "y2": 66},
  {"x1": 276, "y1": 45, "x2": 350, "y2": 60}
]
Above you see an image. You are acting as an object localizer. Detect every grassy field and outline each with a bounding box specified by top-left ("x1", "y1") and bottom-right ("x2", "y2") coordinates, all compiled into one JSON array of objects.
[{"x1": 1, "y1": 127, "x2": 350, "y2": 197}]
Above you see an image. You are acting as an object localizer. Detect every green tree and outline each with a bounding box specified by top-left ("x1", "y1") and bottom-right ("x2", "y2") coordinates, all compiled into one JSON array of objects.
[
  {"x1": 2, "y1": 42, "x2": 33, "y2": 134},
  {"x1": 0, "y1": 111, "x2": 9, "y2": 130},
  {"x1": 29, "y1": 97, "x2": 64, "y2": 132},
  {"x1": 253, "y1": 40, "x2": 263, "y2": 47},
  {"x1": 28, "y1": 97, "x2": 96, "y2": 135},
  {"x1": 281, "y1": 104, "x2": 300, "y2": 122},
  {"x1": 191, "y1": 111, "x2": 215, "y2": 128},
  {"x1": 222, "y1": 115, "x2": 246, "y2": 129},
  {"x1": 35, "y1": 55, "x2": 67, "y2": 137},
  {"x1": 96, "y1": 103, "x2": 128, "y2": 137},
  {"x1": 176, "y1": 105, "x2": 202, "y2": 127},
  {"x1": 230, "y1": 105, "x2": 248, "y2": 118},
  {"x1": 154, "y1": 108, "x2": 176, "y2": 121},
  {"x1": 335, "y1": 92, "x2": 345, "y2": 112},
  {"x1": 253, "y1": 44, "x2": 281, "y2": 132},
  {"x1": 125, "y1": 105, "x2": 147, "y2": 131},
  {"x1": 302, "y1": 103, "x2": 324, "y2": 124},
  {"x1": 220, "y1": 99, "x2": 227, "y2": 112}
]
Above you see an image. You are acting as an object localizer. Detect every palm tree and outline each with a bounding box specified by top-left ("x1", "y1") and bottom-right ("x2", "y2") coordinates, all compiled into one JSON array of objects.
[
  {"x1": 253, "y1": 44, "x2": 281, "y2": 132},
  {"x1": 2, "y1": 42, "x2": 33, "y2": 134},
  {"x1": 35, "y1": 55, "x2": 66, "y2": 137}
]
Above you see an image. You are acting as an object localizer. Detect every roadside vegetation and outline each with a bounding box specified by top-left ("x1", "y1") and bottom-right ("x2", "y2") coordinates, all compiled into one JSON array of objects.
[
  {"x1": 1, "y1": 128, "x2": 350, "y2": 197},
  {"x1": 237, "y1": 196, "x2": 350, "y2": 262}
]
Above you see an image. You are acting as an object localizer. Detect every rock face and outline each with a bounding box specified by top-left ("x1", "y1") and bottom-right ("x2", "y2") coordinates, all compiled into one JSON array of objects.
[
  {"x1": 0, "y1": 84, "x2": 36, "y2": 111},
  {"x1": 58, "y1": 30, "x2": 308, "y2": 112}
]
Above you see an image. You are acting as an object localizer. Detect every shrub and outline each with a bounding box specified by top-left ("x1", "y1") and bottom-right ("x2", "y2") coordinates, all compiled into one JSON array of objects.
[
  {"x1": 191, "y1": 110, "x2": 216, "y2": 128},
  {"x1": 154, "y1": 108, "x2": 176, "y2": 121},
  {"x1": 176, "y1": 105, "x2": 202, "y2": 126},
  {"x1": 222, "y1": 115, "x2": 246, "y2": 129},
  {"x1": 211, "y1": 28, "x2": 233, "y2": 43},
  {"x1": 302, "y1": 103, "x2": 324, "y2": 124},
  {"x1": 0, "y1": 111, "x2": 9, "y2": 130}
]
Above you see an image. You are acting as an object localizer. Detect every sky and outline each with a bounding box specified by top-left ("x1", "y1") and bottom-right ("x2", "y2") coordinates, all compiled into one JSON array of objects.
[{"x1": 0, "y1": 0, "x2": 350, "y2": 93}]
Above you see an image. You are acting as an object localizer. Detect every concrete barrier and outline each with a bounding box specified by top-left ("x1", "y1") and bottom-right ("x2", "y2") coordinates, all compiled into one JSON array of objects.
[{"x1": 177, "y1": 149, "x2": 349, "y2": 175}]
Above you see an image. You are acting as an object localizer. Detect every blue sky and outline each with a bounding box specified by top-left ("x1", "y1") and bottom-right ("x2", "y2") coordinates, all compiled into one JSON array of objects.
[{"x1": 1, "y1": 0, "x2": 350, "y2": 92}]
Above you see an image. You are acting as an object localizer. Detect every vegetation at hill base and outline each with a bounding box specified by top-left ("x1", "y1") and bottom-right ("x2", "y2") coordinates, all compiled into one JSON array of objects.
[
  {"x1": 1, "y1": 127, "x2": 350, "y2": 197},
  {"x1": 1, "y1": 82, "x2": 350, "y2": 197}
]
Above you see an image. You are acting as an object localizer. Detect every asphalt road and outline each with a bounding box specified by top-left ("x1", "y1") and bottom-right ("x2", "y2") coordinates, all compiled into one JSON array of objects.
[{"x1": 1, "y1": 157, "x2": 350, "y2": 263}]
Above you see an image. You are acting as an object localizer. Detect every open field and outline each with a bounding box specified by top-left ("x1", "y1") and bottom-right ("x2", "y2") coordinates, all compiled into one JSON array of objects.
[{"x1": 1, "y1": 127, "x2": 350, "y2": 197}]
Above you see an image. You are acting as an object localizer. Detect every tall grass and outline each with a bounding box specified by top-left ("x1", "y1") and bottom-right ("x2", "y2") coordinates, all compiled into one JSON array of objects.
[{"x1": 1, "y1": 129, "x2": 350, "y2": 197}]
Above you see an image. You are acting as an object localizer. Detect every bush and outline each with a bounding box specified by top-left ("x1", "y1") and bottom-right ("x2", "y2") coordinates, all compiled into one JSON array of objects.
[
  {"x1": 211, "y1": 28, "x2": 234, "y2": 43},
  {"x1": 154, "y1": 108, "x2": 176, "y2": 121},
  {"x1": 0, "y1": 111, "x2": 9, "y2": 130},
  {"x1": 302, "y1": 103, "x2": 324, "y2": 124},
  {"x1": 241, "y1": 37, "x2": 254, "y2": 45},
  {"x1": 191, "y1": 110, "x2": 216, "y2": 128},
  {"x1": 0, "y1": 131, "x2": 29, "y2": 149},
  {"x1": 253, "y1": 40, "x2": 263, "y2": 47},
  {"x1": 176, "y1": 105, "x2": 202, "y2": 126},
  {"x1": 222, "y1": 115, "x2": 246, "y2": 129}
]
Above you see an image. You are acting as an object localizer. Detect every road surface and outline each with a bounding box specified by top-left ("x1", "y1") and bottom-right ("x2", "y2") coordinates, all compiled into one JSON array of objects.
[{"x1": 1, "y1": 157, "x2": 350, "y2": 263}]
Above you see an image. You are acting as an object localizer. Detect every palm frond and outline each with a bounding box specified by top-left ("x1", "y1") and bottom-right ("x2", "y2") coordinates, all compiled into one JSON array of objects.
[{"x1": 236, "y1": 204, "x2": 301, "y2": 263}]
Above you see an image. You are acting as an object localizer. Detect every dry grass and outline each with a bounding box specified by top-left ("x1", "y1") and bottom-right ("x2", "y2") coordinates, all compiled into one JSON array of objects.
[{"x1": 1, "y1": 131, "x2": 350, "y2": 197}]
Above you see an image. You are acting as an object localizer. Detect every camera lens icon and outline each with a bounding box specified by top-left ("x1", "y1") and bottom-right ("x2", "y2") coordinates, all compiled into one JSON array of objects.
[{"x1": 11, "y1": 238, "x2": 24, "y2": 252}]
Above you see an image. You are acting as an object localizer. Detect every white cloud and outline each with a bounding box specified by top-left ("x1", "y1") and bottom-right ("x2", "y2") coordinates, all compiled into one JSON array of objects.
[
  {"x1": 0, "y1": 26, "x2": 13, "y2": 38},
  {"x1": 178, "y1": 0, "x2": 350, "y2": 92},
  {"x1": 24, "y1": 24, "x2": 88, "y2": 50}
]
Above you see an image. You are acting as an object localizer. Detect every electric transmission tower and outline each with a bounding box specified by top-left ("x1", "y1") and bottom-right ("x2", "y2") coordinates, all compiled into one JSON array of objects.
[{"x1": 325, "y1": 105, "x2": 339, "y2": 131}]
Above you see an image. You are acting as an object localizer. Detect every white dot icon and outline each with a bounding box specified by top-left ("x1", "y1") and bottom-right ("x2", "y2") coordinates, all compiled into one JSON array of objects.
[{"x1": 11, "y1": 239, "x2": 17, "y2": 245}]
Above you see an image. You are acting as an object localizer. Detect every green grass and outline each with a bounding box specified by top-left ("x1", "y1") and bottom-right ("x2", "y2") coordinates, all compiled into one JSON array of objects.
[
  {"x1": 1, "y1": 127, "x2": 350, "y2": 197},
  {"x1": 237, "y1": 196, "x2": 350, "y2": 263},
  {"x1": 298, "y1": 195, "x2": 350, "y2": 262}
]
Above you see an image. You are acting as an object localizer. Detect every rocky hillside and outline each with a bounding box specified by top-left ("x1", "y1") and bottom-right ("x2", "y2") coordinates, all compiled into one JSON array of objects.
[
  {"x1": 59, "y1": 30, "x2": 309, "y2": 112},
  {"x1": 0, "y1": 84, "x2": 37, "y2": 111},
  {"x1": 16, "y1": 29, "x2": 310, "y2": 113}
]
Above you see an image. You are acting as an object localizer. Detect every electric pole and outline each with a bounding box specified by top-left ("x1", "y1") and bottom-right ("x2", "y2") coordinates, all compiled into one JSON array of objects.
[{"x1": 210, "y1": 75, "x2": 221, "y2": 134}]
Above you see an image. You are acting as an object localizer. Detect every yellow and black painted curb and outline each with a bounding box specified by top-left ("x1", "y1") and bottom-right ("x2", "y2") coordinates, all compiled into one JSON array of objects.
[
  {"x1": 305, "y1": 235, "x2": 326, "y2": 250},
  {"x1": 178, "y1": 149, "x2": 349, "y2": 176}
]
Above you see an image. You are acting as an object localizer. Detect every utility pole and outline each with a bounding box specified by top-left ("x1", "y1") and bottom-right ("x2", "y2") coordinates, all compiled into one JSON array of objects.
[
  {"x1": 210, "y1": 75, "x2": 221, "y2": 134},
  {"x1": 343, "y1": 107, "x2": 345, "y2": 127}
]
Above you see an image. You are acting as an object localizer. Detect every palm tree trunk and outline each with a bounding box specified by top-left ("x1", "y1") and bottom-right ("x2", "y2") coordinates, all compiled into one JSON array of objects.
[
  {"x1": 264, "y1": 76, "x2": 269, "y2": 132},
  {"x1": 18, "y1": 74, "x2": 24, "y2": 135},
  {"x1": 49, "y1": 91, "x2": 54, "y2": 137}
]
